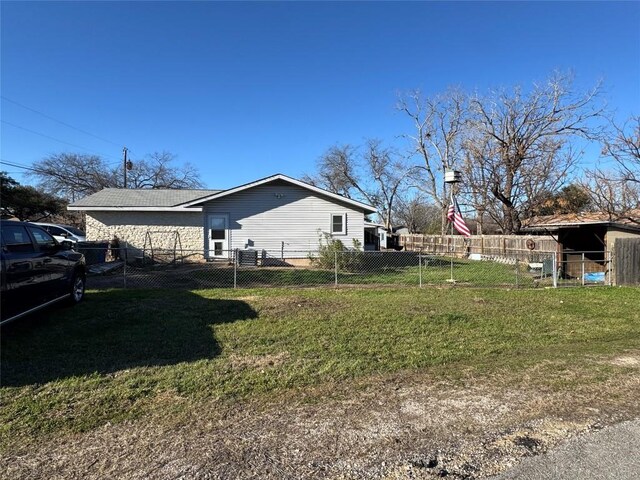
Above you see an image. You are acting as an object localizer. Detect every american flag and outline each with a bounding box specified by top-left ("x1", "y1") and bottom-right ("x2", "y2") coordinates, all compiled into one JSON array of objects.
[{"x1": 447, "y1": 196, "x2": 471, "y2": 237}]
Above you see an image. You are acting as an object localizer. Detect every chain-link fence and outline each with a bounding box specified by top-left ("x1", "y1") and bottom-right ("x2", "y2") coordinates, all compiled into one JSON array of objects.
[
  {"x1": 73, "y1": 242, "x2": 599, "y2": 290},
  {"x1": 556, "y1": 250, "x2": 613, "y2": 287}
]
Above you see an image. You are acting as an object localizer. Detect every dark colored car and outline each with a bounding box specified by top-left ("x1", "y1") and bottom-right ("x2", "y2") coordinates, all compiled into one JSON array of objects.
[{"x1": 1, "y1": 220, "x2": 86, "y2": 326}]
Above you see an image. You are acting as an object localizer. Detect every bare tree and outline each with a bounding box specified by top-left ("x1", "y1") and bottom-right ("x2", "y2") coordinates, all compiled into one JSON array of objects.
[
  {"x1": 601, "y1": 115, "x2": 640, "y2": 184},
  {"x1": 393, "y1": 194, "x2": 441, "y2": 234},
  {"x1": 397, "y1": 88, "x2": 468, "y2": 234},
  {"x1": 363, "y1": 140, "x2": 411, "y2": 230},
  {"x1": 304, "y1": 141, "x2": 411, "y2": 230},
  {"x1": 302, "y1": 145, "x2": 368, "y2": 200},
  {"x1": 468, "y1": 73, "x2": 604, "y2": 233},
  {"x1": 28, "y1": 154, "x2": 118, "y2": 200},
  {"x1": 126, "y1": 151, "x2": 203, "y2": 190},
  {"x1": 29, "y1": 151, "x2": 204, "y2": 200},
  {"x1": 582, "y1": 171, "x2": 639, "y2": 222},
  {"x1": 461, "y1": 131, "x2": 496, "y2": 234},
  {"x1": 582, "y1": 116, "x2": 640, "y2": 223}
]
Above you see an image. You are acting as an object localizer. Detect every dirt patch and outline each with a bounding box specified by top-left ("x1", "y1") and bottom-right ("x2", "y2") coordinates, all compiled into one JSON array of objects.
[
  {"x1": 2, "y1": 361, "x2": 639, "y2": 479},
  {"x1": 254, "y1": 296, "x2": 339, "y2": 317},
  {"x1": 229, "y1": 351, "x2": 291, "y2": 371},
  {"x1": 608, "y1": 353, "x2": 640, "y2": 367}
]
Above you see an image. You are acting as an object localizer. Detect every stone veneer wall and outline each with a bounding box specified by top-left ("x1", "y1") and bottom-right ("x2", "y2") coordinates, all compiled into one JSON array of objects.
[{"x1": 85, "y1": 211, "x2": 205, "y2": 261}]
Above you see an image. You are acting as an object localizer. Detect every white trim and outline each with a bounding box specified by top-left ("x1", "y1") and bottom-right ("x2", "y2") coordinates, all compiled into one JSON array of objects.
[
  {"x1": 181, "y1": 173, "x2": 378, "y2": 213},
  {"x1": 330, "y1": 213, "x2": 347, "y2": 235},
  {"x1": 67, "y1": 206, "x2": 202, "y2": 212},
  {"x1": 206, "y1": 213, "x2": 230, "y2": 259}
]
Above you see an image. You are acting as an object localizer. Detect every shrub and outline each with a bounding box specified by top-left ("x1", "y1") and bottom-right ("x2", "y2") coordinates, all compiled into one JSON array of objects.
[{"x1": 309, "y1": 232, "x2": 363, "y2": 271}]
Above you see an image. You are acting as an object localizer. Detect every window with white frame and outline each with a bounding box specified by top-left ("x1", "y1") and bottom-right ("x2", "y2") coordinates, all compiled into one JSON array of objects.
[{"x1": 331, "y1": 213, "x2": 346, "y2": 235}]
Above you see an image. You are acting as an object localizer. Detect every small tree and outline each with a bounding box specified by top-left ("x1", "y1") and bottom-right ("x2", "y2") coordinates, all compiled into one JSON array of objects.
[
  {"x1": 532, "y1": 184, "x2": 592, "y2": 216},
  {"x1": 1, "y1": 172, "x2": 66, "y2": 221}
]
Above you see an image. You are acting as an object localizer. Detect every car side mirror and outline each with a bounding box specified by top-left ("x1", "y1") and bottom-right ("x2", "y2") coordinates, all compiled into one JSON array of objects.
[{"x1": 60, "y1": 240, "x2": 74, "y2": 250}]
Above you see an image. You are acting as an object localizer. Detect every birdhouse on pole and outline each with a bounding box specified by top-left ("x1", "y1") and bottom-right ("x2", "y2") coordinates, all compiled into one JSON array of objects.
[{"x1": 444, "y1": 170, "x2": 462, "y2": 184}]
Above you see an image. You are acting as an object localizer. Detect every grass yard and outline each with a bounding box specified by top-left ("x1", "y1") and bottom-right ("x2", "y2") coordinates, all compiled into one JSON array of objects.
[
  {"x1": 118, "y1": 255, "x2": 548, "y2": 289},
  {"x1": 1, "y1": 286, "x2": 639, "y2": 452}
]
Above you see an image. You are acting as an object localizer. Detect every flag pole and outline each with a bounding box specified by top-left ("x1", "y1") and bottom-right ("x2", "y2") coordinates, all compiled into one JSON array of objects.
[
  {"x1": 450, "y1": 188, "x2": 454, "y2": 283},
  {"x1": 444, "y1": 169, "x2": 463, "y2": 284}
]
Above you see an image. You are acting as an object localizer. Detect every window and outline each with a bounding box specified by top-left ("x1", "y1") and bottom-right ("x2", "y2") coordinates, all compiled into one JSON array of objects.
[
  {"x1": 28, "y1": 227, "x2": 57, "y2": 250},
  {"x1": 48, "y1": 226, "x2": 66, "y2": 236},
  {"x1": 1, "y1": 225, "x2": 35, "y2": 253},
  {"x1": 64, "y1": 226, "x2": 85, "y2": 237},
  {"x1": 210, "y1": 217, "x2": 226, "y2": 240},
  {"x1": 331, "y1": 213, "x2": 346, "y2": 235}
]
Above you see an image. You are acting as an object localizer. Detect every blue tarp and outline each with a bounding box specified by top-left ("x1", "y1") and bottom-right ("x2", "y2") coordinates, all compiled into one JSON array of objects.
[{"x1": 584, "y1": 272, "x2": 605, "y2": 283}]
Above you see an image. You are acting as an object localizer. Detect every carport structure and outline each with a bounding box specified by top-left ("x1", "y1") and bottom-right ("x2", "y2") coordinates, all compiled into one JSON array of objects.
[{"x1": 523, "y1": 210, "x2": 640, "y2": 283}]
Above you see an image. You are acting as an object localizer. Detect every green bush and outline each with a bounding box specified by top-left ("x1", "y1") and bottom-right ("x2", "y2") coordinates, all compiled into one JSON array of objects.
[{"x1": 309, "y1": 232, "x2": 363, "y2": 271}]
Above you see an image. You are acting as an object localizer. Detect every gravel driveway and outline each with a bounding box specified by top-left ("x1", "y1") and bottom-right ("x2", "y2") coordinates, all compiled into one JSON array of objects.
[{"x1": 492, "y1": 419, "x2": 640, "y2": 480}]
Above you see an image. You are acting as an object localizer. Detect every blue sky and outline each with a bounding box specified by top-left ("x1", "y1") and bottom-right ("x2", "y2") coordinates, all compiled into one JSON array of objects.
[{"x1": 2, "y1": 1, "x2": 639, "y2": 190}]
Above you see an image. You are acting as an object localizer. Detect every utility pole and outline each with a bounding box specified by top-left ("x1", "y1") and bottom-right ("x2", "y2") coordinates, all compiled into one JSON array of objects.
[
  {"x1": 123, "y1": 147, "x2": 133, "y2": 188},
  {"x1": 123, "y1": 146, "x2": 129, "y2": 188}
]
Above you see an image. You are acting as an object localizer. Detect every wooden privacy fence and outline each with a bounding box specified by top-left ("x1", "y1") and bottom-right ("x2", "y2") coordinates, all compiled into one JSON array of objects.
[
  {"x1": 400, "y1": 234, "x2": 558, "y2": 256},
  {"x1": 613, "y1": 238, "x2": 640, "y2": 285}
]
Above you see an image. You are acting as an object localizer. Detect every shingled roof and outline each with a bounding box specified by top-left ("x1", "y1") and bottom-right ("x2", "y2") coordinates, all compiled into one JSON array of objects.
[
  {"x1": 69, "y1": 188, "x2": 220, "y2": 209},
  {"x1": 68, "y1": 174, "x2": 378, "y2": 214}
]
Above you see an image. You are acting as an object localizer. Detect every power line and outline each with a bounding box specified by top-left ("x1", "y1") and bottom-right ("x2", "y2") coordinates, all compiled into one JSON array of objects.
[
  {"x1": 1, "y1": 96, "x2": 140, "y2": 166},
  {"x1": 1, "y1": 120, "x2": 120, "y2": 161},
  {"x1": 0, "y1": 159, "x2": 48, "y2": 175},
  {"x1": 1, "y1": 95, "x2": 122, "y2": 148}
]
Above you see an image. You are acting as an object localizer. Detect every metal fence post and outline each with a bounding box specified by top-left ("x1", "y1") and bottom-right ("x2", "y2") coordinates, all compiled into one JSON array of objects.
[
  {"x1": 418, "y1": 251, "x2": 422, "y2": 288},
  {"x1": 233, "y1": 249, "x2": 237, "y2": 289},
  {"x1": 515, "y1": 257, "x2": 519, "y2": 288},
  {"x1": 608, "y1": 250, "x2": 613, "y2": 286},
  {"x1": 123, "y1": 241, "x2": 127, "y2": 289},
  {"x1": 334, "y1": 251, "x2": 338, "y2": 287},
  {"x1": 581, "y1": 252, "x2": 585, "y2": 286},
  {"x1": 552, "y1": 253, "x2": 558, "y2": 288}
]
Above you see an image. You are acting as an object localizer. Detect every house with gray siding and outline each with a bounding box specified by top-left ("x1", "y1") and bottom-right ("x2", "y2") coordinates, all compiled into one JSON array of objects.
[{"x1": 68, "y1": 174, "x2": 377, "y2": 262}]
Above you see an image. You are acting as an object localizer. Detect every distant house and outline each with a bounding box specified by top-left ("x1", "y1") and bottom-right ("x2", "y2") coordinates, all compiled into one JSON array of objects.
[
  {"x1": 522, "y1": 209, "x2": 640, "y2": 280},
  {"x1": 363, "y1": 223, "x2": 408, "y2": 250},
  {"x1": 364, "y1": 221, "x2": 385, "y2": 250},
  {"x1": 68, "y1": 173, "x2": 377, "y2": 262}
]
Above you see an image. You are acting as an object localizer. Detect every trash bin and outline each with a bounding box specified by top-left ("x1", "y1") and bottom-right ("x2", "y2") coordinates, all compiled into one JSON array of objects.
[{"x1": 76, "y1": 241, "x2": 109, "y2": 265}]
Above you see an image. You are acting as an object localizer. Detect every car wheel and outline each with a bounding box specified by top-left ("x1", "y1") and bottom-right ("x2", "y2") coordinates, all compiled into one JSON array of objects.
[{"x1": 68, "y1": 273, "x2": 86, "y2": 305}]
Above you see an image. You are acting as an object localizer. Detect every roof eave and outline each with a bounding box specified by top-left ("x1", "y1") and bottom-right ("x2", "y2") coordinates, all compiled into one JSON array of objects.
[
  {"x1": 181, "y1": 173, "x2": 378, "y2": 214},
  {"x1": 67, "y1": 206, "x2": 203, "y2": 212},
  {"x1": 524, "y1": 221, "x2": 640, "y2": 231}
]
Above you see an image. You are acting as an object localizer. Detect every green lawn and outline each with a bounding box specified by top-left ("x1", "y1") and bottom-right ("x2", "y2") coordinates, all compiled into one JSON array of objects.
[
  {"x1": 1, "y1": 286, "x2": 638, "y2": 451},
  {"x1": 133, "y1": 256, "x2": 549, "y2": 288}
]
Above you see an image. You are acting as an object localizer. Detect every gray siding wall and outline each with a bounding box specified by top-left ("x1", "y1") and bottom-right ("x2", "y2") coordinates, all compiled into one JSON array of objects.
[{"x1": 202, "y1": 183, "x2": 366, "y2": 255}]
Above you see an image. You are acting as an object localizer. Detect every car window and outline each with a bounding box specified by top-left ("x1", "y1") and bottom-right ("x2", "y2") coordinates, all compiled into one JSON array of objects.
[
  {"x1": 49, "y1": 226, "x2": 66, "y2": 236},
  {"x1": 1, "y1": 225, "x2": 36, "y2": 253},
  {"x1": 64, "y1": 226, "x2": 85, "y2": 237},
  {"x1": 28, "y1": 227, "x2": 57, "y2": 250}
]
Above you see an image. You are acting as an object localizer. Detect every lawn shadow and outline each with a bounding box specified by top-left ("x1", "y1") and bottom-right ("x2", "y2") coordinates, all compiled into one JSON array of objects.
[{"x1": 1, "y1": 290, "x2": 257, "y2": 387}]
